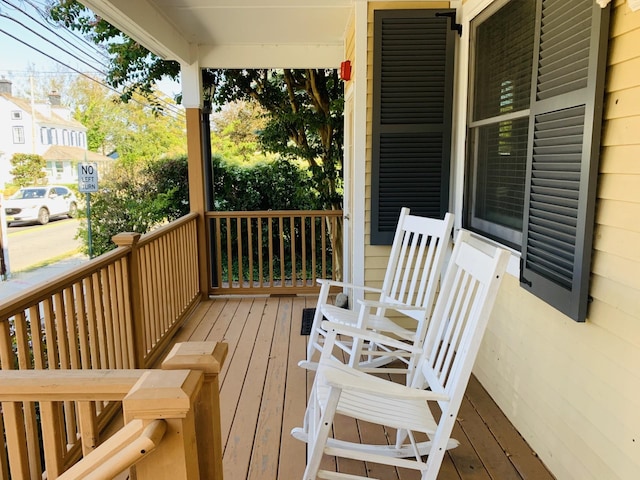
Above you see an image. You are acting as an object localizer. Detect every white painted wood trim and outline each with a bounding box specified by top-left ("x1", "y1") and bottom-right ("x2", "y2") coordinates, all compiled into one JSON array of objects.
[
  {"x1": 180, "y1": 61, "x2": 203, "y2": 110},
  {"x1": 351, "y1": 0, "x2": 368, "y2": 302}
]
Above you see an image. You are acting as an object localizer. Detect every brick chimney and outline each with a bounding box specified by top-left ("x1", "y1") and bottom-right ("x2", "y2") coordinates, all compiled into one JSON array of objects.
[
  {"x1": 48, "y1": 90, "x2": 61, "y2": 106},
  {"x1": 0, "y1": 78, "x2": 12, "y2": 95}
]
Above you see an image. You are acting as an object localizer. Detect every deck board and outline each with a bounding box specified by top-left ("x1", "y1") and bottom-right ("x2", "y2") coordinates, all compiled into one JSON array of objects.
[{"x1": 168, "y1": 296, "x2": 555, "y2": 480}]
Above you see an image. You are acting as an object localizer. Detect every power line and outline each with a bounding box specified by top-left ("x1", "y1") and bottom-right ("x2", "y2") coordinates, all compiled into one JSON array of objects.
[
  {"x1": 3, "y1": 0, "x2": 111, "y2": 70},
  {"x1": 0, "y1": 1, "x2": 185, "y2": 119},
  {"x1": 0, "y1": 27, "x2": 184, "y2": 120},
  {"x1": 0, "y1": 11, "x2": 109, "y2": 76}
]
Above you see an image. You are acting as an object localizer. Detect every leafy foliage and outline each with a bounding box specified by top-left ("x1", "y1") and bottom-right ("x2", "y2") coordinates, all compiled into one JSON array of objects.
[
  {"x1": 68, "y1": 76, "x2": 187, "y2": 162},
  {"x1": 49, "y1": 1, "x2": 181, "y2": 104},
  {"x1": 78, "y1": 156, "x2": 189, "y2": 256},
  {"x1": 210, "y1": 100, "x2": 269, "y2": 164},
  {"x1": 204, "y1": 69, "x2": 344, "y2": 210},
  {"x1": 10, "y1": 154, "x2": 47, "y2": 187},
  {"x1": 212, "y1": 154, "x2": 320, "y2": 211}
]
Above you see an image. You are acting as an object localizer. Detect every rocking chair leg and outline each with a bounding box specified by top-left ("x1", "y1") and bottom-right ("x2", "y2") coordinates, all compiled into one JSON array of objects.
[{"x1": 304, "y1": 388, "x2": 341, "y2": 480}]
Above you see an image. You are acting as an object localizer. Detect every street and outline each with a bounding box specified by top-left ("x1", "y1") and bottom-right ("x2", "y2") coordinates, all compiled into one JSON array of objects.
[{"x1": 4, "y1": 218, "x2": 83, "y2": 273}]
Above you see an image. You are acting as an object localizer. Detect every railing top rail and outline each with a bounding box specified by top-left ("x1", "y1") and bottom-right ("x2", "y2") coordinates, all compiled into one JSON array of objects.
[
  {"x1": 0, "y1": 369, "x2": 148, "y2": 401},
  {"x1": 137, "y1": 212, "x2": 198, "y2": 247},
  {"x1": 57, "y1": 419, "x2": 167, "y2": 480},
  {"x1": 205, "y1": 210, "x2": 342, "y2": 218},
  {"x1": 0, "y1": 212, "x2": 200, "y2": 321},
  {"x1": 0, "y1": 245, "x2": 131, "y2": 320}
]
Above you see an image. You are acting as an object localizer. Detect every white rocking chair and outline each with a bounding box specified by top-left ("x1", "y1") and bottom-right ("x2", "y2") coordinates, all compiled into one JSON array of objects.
[
  {"x1": 303, "y1": 208, "x2": 454, "y2": 380},
  {"x1": 292, "y1": 229, "x2": 509, "y2": 480}
]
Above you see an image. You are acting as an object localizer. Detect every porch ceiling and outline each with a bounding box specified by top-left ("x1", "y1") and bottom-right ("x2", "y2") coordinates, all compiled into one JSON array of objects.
[{"x1": 79, "y1": 0, "x2": 354, "y2": 68}]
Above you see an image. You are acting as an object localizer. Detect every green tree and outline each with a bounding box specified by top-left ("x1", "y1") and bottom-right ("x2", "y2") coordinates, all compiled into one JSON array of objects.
[
  {"x1": 210, "y1": 100, "x2": 269, "y2": 164},
  {"x1": 66, "y1": 76, "x2": 187, "y2": 162},
  {"x1": 10, "y1": 154, "x2": 47, "y2": 187}
]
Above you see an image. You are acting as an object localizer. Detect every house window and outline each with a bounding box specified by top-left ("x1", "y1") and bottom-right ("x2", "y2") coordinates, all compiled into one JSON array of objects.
[
  {"x1": 465, "y1": 0, "x2": 610, "y2": 322},
  {"x1": 50, "y1": 128, "x2": 58, "y2": 145},
  {"x1": 40, "y1": 127, "x2": 50, "y2": 145},
  {"x1": 11, "y1": 111, "x2": 22, "y2": 120},
  {"x1": 467, "y1": 0, "x2": 536, "y2": 248},
  {"x1": 12, "y1": 126, "x2": 25, "y2": 144}
]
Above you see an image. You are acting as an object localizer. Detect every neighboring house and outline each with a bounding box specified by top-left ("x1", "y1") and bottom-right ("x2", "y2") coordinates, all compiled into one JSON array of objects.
[
  {"x1": 35, "y1": 1, "x2": 640, "y2": 479},
  {"x1": 0, "y1": 78, "x2": 112, "y2": 186}
]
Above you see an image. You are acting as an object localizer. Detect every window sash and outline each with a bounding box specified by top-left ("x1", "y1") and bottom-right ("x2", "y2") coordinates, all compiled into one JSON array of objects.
[
  {"x1": 466, "y1": 0, "x2": 536, "y2": 247},
  {"x1": 12, "y1": 126, "x2": 25, "y2": 144}
]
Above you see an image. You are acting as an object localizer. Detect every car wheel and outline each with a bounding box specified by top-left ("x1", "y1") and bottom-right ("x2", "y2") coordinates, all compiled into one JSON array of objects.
[
  {"x1": 38, "y1": 207, "x2": 50, "y2": 225},
  {"x1": 68, "y1": 202, "x2": 78, "y2": 218}
]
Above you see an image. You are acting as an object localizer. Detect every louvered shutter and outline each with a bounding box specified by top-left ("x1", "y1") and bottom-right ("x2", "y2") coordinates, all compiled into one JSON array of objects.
[
  {"x1": 520, "y1": 0, "x2": 610, "y2": 322},
  {"x1": 371, "y1": 10, "x2": 456, "y2": 245}
]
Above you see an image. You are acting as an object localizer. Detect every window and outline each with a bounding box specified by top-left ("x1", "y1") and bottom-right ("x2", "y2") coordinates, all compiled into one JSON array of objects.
[
  {"x1": 40, "y1": 127, "x2": 51, "y2": 145},
  {"x1": 467, "y1": 0, "x2": 536, "y2": 248},
  {"x1": 11, "y1": 111, "x2": 22, "y2": 120},
  {"x1": 12, "y1": 126, "x2": 25, "y2": 144},
  {"x1": 370, "y1": 9, "x2": 456, "y2": 244},
  {"x1": 465, "y1": 0, "x2": 610, "y2": 321}
]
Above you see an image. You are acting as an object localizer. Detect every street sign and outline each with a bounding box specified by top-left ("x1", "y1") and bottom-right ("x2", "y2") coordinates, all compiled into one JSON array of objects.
[{"x1": 78, "y1": 163, "x2": 99, "y2": 193}]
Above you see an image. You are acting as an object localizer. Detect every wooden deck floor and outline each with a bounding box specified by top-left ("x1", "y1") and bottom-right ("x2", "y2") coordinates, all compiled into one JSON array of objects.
[{"x1": 169, "y1": 295, "x2": 555, "y2": 480}]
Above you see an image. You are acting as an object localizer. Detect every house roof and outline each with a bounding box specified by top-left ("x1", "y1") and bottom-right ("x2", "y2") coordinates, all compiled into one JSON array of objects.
[
  {"x1": 79, "y1": 0, "x2": 354, "y2": 68},
  {"x1": 43, "y1": 145, "x2": 113, "y2": 163},
  {"x1": 0, "y1": 94, "x2": 85, "y2": 130}
]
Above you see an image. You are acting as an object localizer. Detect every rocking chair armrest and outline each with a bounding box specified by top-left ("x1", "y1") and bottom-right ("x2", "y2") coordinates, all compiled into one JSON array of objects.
[
  {"x1": 321, "y1": 321, "x2": 421, "y2": 353},
  {"x1": 316, "y1": 278, "x2": 384, "y2": 294},
  {"x1": 357, "y1": 299, "x2": 429, "y2": 312},
  {"x1": 319, "y1": 360, "x2": 449, "y2": 402}
]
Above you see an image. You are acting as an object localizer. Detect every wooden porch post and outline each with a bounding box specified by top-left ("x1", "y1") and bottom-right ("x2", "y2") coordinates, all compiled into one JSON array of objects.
[
  {"x1": 123, "y1": 369, "x2": 203, "y2": 480},
  {"x1": 183, "y1": 62, "x2": 210, "y2": 298},
  {"x1": 162, "y1": 341, "x2": 228, "y2": 480}
]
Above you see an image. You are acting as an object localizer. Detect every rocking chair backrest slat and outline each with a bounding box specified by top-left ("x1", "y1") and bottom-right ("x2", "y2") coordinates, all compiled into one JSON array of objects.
[
  {"x1": 415, "y1": 230, "x2": 509, "y2": 402},
  {"x1": 382, "y1": 211, "x2": 453, "y2": 322}
]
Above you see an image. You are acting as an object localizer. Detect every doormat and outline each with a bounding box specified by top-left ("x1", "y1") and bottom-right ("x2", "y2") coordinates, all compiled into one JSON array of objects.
[{"x1": 301, "y1": 308, "x2": 316, "y2": 335}]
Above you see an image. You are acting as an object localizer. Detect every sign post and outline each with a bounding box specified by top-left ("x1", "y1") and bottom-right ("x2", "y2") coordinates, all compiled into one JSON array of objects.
[{"x1": 78, "y1": 163, "x2": 99, "y2": 258}]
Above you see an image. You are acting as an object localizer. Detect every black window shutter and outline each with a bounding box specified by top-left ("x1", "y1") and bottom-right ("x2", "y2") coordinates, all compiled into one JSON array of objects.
[
  {"x1": 371, "y1": 9, "x2": 456, "y2": 245},
  {"x1": 520, "y1": 0, "x2": 610, "y2": 322}
]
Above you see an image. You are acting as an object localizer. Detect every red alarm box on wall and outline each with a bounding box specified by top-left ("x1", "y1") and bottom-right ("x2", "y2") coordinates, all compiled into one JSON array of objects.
[{"x1": 340, "y1": 60, "x2": 352, "y2": 81}]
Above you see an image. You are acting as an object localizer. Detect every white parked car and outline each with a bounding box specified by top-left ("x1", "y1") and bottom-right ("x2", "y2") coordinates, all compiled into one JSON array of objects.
[{"x1": 4, "y1": 185, "x2": 78, "y2": 226}]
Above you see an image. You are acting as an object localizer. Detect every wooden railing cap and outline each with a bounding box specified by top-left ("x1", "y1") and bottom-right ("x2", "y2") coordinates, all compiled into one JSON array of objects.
[
  {"x1": 124, "y1": 369, "x2": 203, "y2": 420},
  {"x1": 162, "y1": 342, "x2": 228, "y2": 374},
  {"x1": 112, "y1": 232, "x2": 142, "y2": 247}
]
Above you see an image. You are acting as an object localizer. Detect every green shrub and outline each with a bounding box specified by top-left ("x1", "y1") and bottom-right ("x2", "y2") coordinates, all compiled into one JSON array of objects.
[{"x1": 77, "y1": 155, "x2": 189, "y2": 256}]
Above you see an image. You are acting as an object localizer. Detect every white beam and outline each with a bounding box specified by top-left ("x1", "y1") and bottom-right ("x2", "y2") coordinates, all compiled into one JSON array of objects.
[{"x1": 197, "y1": 45, "x2": 344, "y2": 69}]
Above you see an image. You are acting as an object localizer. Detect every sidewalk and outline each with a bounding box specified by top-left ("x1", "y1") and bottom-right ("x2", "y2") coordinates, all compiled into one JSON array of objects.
[{"x1": 0, "y1": 254, "x2": 88, "y2": 301}]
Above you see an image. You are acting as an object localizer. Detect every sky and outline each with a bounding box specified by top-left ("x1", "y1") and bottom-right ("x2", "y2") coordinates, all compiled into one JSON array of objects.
[{"x1": 0, "y1": 0, "x2": 181, "y2": 99}]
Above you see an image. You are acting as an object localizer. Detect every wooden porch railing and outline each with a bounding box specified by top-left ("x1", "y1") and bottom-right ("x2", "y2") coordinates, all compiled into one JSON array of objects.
[
  {"x1": 0, "y1": 341, "x2": 227, "y2": 480},
  {"x1": 207, "y1": 210, "x2": 342, "y2": 295},
  {"x1": 0, "y1": 213, "x2": 201, "y2": 478}
]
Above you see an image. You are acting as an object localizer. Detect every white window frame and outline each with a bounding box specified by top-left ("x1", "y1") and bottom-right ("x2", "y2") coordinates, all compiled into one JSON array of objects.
[{"x1": 12, "y1": 126, "x2": 25, "y2": 144}]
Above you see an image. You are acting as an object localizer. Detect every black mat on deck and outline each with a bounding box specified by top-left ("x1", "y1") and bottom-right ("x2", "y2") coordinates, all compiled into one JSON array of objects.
[{"x1": 301, "y1": 308, "x2": 316, "y2": 335}]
